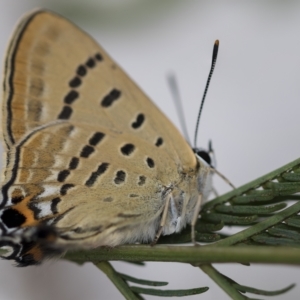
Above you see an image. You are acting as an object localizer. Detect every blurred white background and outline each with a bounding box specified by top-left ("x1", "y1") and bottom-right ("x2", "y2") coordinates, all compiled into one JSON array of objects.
[{"x1": 0, "y1": 0, "x2": 300, "y2": 299}]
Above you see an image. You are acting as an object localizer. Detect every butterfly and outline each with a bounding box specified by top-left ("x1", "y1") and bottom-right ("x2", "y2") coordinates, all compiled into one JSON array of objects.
[{"x1": 0, "y1": 9, "x2": 213, "y2": 266}]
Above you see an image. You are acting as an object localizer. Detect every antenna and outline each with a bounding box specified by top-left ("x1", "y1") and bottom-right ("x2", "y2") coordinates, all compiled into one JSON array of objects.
[
  {"x1": 167, "y1": 74, "x2": 191, "y2": 145},
  {"x1": 167, "y1": 41, "x2": 235, "y2": 190},
  {"x1": 193, "y1": 40, "x2": 219, "y2": 148}
]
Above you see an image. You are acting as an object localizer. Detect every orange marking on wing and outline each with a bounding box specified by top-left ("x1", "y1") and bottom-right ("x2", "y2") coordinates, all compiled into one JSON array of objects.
[{"x1": 13, "y1": 196, "x2": 39, "y2": 227}]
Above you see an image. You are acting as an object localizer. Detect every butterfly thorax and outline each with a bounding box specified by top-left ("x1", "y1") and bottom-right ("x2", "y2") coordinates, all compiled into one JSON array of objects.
[{"x1": 162, "y1": 156, "x2": 212, "y2": 235}]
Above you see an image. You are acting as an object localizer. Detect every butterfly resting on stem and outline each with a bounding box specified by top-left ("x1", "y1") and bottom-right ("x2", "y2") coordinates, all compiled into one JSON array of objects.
[{"x1": 0, "y1": 9, "x2": 218, "y2": 266}]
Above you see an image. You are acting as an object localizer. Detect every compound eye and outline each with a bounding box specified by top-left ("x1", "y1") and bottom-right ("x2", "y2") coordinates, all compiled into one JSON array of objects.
[{"x1": 196, "y1": 150, "x2": 211, "y2": 166}]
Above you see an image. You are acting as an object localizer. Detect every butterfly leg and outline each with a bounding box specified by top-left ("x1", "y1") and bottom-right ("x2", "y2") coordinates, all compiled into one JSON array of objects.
[
  {"x1": 151, "y1": 194, "x2": 171, "y2": 246},
  {"x1": 191, "y1": 194, "x2": 203, "y2": 245}
]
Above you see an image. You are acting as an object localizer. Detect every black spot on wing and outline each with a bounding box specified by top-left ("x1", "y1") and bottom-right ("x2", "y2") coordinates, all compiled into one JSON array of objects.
[
  {"x1": 101, "y1": 89, "x2": 121, "y2": 107},
  {"x1": 51, "y1": 198, "x2": 61, "y2": 214},
  {"x1": 69, "y1": 157, "x2": 79, "y2": 170},
  {"x1": 146, "y1": 157, "x2": 155, "y2": 168},
  {"x1": 64, "y1": 90, "x2": 79, "y2": 104},
  {"x1": 89, "y1": 132, "x2": 105, "y2": 146},
  {"x1": 138, "y1": 176, "x2": 146, "y2": 186},
  {"x1": 76, "y1": 65, "x2": 87, "y2": 76},
  {"x1": 69, "y1": 76, "x2": 81, "y2": 88},
  {"x1": 80, "y1": 145, "x2": 94, "y2": 158},
  {"x1": 132, "y1": 113, "x2": 145, "y2": 129},
  {"x1": 58, "y1": 106, "x2": 72, "y2": 119},
  {"x1": 86, "y1": 57, "x2": 95, "y2": 68},
  {"x1": 155, "y1": 137, "x2": 163, "y2": 147},
  {"x1": 57, "y1": 170, "x2": 70, "y2": 182},
  {"x1": 120, "y1": 143, "x2": 135, "y2": 156},
  {"x1": 60, "y1": 184, "x2": 75, "y2": 196},
  {"x1": 114, "y1": 170, "x2": 126, "y2": 184},
  {"x1": 85, "y1": 163, "x2": 109, "y2": 187},
  {"x1": 95, "y1": 53, "x2": 103, "y2": 61},
  {"x1": 12, "y1": 196, "x2": 24, "y2": 204},
  {"x1": 1, "y1": 208, "x2": 26, "y2": 228}
]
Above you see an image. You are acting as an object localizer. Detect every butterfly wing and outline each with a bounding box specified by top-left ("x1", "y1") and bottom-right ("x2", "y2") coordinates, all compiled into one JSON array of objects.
[{"x1": 0, "y1": 10, "x2": 198, "y2": 264}]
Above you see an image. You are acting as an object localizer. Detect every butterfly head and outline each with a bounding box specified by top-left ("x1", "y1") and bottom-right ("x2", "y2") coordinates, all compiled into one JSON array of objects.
[{"x1": 193, "y1": 140, "x2": 216, "y2": 169}]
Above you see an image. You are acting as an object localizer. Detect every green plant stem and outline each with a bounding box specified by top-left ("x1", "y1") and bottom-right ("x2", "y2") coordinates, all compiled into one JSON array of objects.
[
  {"x1": 200, "y1": 264, "x2": 245, "y2": 300},
  {"x1": 94, "y1": 261, "x2": 139, "y2": 300},
  {"x1": 65, "y1": 245, "x2": 300, "y2": 265}
]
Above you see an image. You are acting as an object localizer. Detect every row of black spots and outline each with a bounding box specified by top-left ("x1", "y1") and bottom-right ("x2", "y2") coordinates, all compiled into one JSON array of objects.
[
  {"x1": 56, "y1": 132, "x2": 103, "y2": 185},
  {"x1": 114, "y1": 170, "x2": 126, "y2": 185},
  {"x1": 1, "y1": 208, "x2": 26, "y2": 228},
  {"x1": 101, "y1": 88, "x2": 121, "y2": 107},
  {"x1": 120, "y1": 143, "x2": 135, "y2": 156},
  {"x1": 132, "y1": 113, "x2": 145, "y2": 129},
  {"x1": 57, "y1": 157, "x2": 81, "y2": 183},
  {"x1": 58, "y1": 53, "x2": 103, "y2": 120},
  {"x1": 80, "y1": 131, "x2": 106, "y2": 159},
  {"x1": 85, "y1": 163, "x2": 109, "y2": 187},
  {"x1": 61, "y1": 132, "x2": 106, "y2": 184},
  {"x1": 68, "y1": 53, "x2": 103, "y2": 89}
]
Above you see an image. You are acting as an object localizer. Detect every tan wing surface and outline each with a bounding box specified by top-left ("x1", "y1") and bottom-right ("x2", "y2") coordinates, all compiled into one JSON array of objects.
[{"x1": 2, "y1": 10, "x2": 196, "y2": 172}]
